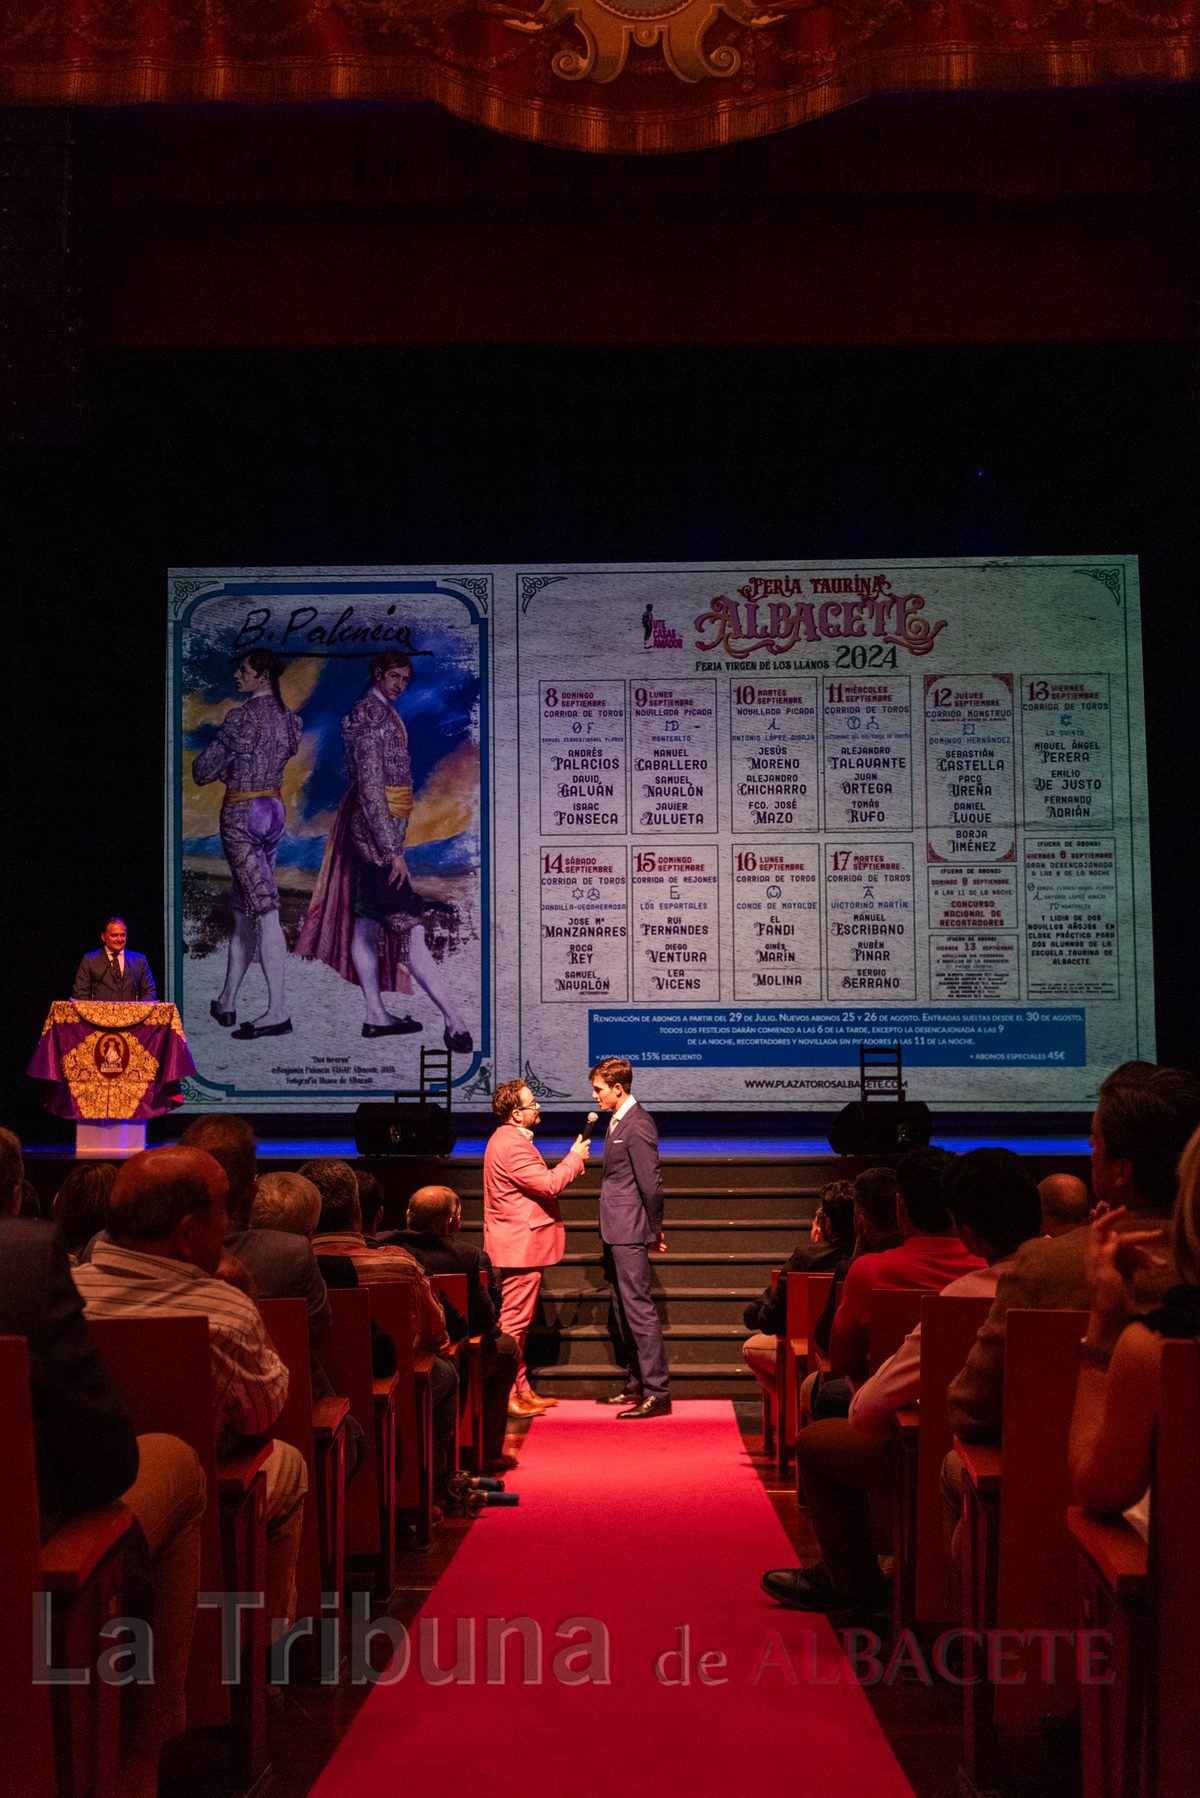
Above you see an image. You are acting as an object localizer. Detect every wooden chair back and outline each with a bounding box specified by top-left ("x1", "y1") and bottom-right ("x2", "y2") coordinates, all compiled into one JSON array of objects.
[
  {"x1": 866, "y1": 1288, "x2": 926, "y2": 1374},
  {"x1": 85, "y1": 1313, "x2": 228, "y2": 1730},
  {"x1": 366, "y1": 1281, "x2": 427, "y2": 1509},
  {"x1": 915, "y1": 1294, "x2": 994, "y2": 1624},
  {"x1": 256, "y1": 1297, "x2": 322, "y2": 1621},
  {"x1": 321, "y1": 1288, "x2": 382, "y2": 1556},
  {"x1": 0, "y1": 1336, "x2": 58, "y2": 1798},
  {"x1": 425, "y1": 1271, "x2": 468, "y2": 1326},
  {"x1": 806, "y1": 1272, "x2": 833, "y2": 1349},
  {"x1": 994, "y1": 1306, "x2": 1088, "y2": 1730},
  {"x1": 1150, "y1": 1336, "x2": 1200, "y2": 1798},
  {"x1": 423, "y1": 1272, "x2": 480, "y2": 1469}
]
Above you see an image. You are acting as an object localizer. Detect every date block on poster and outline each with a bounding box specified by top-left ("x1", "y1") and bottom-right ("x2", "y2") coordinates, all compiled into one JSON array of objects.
[
  {"x1": 1023, "y1": 838, "x2": 1119, "y2": 999},
  {"x1": 822, "y1": 676, "x2": 913, "y2": 832},
  {"x1": 632, "y1": 845, "x2": 720, "y2": 1001},
  {"x1": 732, "y1": 845, "x2": 821, "y2": 1001},
  {"x1": 540, "y1": 847, "x2": 629, "y2": 1003},
  {"x1": 728, "y1": 677, "x2": 818, "y2": 832},
  {"x1": 631, "y1": 680, "x2": 717, "y2": 833},
  {"x1": 925, "y1": 674, "x2": 1016, "y2": 863},
  {"x1": 1020, "y1": 675, "x2": 1113, "y2": 829},
  {"x1": 824, "y1": 843, "x2": 916, "y2": 1000},
  {"x1": 539, "y1": 680, "x2": 627, "y2": 835}
]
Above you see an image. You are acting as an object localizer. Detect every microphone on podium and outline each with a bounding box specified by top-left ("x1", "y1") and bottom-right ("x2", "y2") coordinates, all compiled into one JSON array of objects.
[{"x1": 583, "y1": 1110, "x2": 600, "y2": 1140}]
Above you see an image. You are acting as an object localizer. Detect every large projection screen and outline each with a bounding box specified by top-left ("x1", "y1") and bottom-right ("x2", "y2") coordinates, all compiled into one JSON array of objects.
[{"x1": 167, "y1": 559, "x2": 1151, "y2": 1114}]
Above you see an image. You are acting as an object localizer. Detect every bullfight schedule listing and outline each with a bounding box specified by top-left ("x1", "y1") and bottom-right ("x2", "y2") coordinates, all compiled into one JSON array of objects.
[{"x1": 168, "y1": 559, "x2": 1148, "y2": 1112}]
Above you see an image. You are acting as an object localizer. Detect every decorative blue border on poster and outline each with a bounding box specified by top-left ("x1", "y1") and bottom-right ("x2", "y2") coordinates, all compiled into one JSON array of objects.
[{"x1": 168, "y1": 578, "x2": 490, "y2": 1100}]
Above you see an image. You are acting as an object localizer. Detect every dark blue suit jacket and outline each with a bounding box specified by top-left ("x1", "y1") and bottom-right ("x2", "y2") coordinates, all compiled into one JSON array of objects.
[
  {"x1": 72, "y1": 948, "x2": 156, "y2": 1002},
  {"x1": 598, "y1": 1101, "x2": 664, "y2": 1246},
  {"x1": 0, "y1": 1218, "x2": 139, "y2": 1539}
]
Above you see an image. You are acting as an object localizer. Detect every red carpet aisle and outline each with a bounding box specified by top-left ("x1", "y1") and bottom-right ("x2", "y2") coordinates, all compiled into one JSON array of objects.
[{"x1": 312, "y1": 1402, "x2": 914, "y2": 1798}]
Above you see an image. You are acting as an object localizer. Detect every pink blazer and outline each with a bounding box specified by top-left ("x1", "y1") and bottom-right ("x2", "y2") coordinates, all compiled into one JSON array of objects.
[{"x1": 482, "y1": 1124, "x2": 585, "y2": 1269}]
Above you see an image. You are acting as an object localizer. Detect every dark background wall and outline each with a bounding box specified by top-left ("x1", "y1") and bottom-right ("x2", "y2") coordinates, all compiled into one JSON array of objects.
[
  {"x1": 4, "y1": 338, "x2": 1196, "y2": 1136},
  {"x1": 2, "y1": 91, "x2": 1196, "y2": 1138}
]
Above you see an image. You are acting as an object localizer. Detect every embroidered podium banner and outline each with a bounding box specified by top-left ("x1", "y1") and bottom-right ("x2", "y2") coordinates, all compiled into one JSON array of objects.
[
  {"x1": 29, "y1": 1001, "x2": 198, "y2": 1121},
  {"x1": 0, "y1": 0, "x2": 1197, "y2": 153}
]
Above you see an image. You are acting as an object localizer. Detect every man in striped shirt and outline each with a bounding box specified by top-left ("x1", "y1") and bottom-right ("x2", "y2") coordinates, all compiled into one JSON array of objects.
[{"x1": 74, "y1": 1146, "x2": 308, "y2": 1641}]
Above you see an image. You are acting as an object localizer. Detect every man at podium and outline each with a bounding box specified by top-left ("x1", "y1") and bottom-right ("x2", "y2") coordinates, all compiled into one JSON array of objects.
[{"x1": 72, "y1": 917, "x2": 156, "y2": 1002}]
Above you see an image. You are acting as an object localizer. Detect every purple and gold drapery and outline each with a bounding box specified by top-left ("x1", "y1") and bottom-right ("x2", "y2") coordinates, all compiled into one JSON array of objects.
[{"x1": 29, "y1": 1000, "x2": 197, "y2": 1122}]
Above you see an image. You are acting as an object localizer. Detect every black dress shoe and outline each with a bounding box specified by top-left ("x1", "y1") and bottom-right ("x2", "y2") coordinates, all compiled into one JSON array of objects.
[
  {"x1": 210, "y1": 1000, "x2": 236, "y2": 1027},
  {"x1": 616, "y1": 1395, "x2": 672, "y2": 1419},
  {"x1": 443, "y1": 1027, "x2": 473, "y2": 1053},
  {"x1": 760, "y1": 1561, "x2": 889, "y2": 1616},
  {"x1": 596, "y1": 1390, "x2": 642, "y2": 1405},
  {"x1": 231, "y1": 1018, "x2": 293, "y2": 1040},
  {"x1": 362, "y1": 1017, "x2": 423, "y2": 1037}
]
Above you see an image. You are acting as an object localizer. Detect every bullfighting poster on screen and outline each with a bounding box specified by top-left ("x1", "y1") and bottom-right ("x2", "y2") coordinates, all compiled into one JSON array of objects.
[{"x1": 166, "y1": 558, "x2": 1151, "y2": 1113}]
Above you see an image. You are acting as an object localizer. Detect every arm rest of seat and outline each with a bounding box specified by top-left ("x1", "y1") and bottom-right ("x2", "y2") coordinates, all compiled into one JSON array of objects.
[
  {"x1": 788, "y1": 1337, "x2": 807, "y2": 1358},
  {"x1": 891, "y1": 1404, "x2": 921, "y2": 1439},
  {"x1": 815, "y1": 1350, "x2": 831, "y2": 1375},
  {"x1": 313, "y1": 1396, "x2": 350, "y2": 1438},
  {"x1": 216, "y1": 1440, "x2": 273, "y2": 1495},
  {"x1": 953, "y1": 1436, "x2": 1003, "y2": 1495},
  {"x1": 1066, "y1": 1506, "x2": 1148, "y2": 1596},
  {"x1": 372, "y1": 1373, "x2": 399, "y2": 1408},
  {"x1": 413, "y1": 1352, "x2": 435, "y2": 1375},
  {"x1": 40, "y1": 1501, "x2": 133, "y2": 1592}
]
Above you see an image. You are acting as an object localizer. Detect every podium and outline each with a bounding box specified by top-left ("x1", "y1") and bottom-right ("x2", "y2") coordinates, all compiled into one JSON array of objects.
[{"x1": 27, "y1": 1001, "x2": 197, "y2": 1159}]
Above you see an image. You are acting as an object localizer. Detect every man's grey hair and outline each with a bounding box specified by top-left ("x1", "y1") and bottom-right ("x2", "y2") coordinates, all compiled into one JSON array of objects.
[{"x1": 251, "y1": 1171, "x2": 322, "y2": 1237}]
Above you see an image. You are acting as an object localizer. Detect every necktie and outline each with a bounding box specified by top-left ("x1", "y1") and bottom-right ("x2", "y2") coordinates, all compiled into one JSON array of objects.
[{"x1": 110, "y1": 955, "x2": 121, "y2": 985}]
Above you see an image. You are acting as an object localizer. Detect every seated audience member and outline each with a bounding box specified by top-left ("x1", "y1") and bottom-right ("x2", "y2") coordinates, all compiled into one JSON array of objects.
[
  {"x1": 394, "y1": 1184, "x2": 521, "y2": 1473},
  {"x1": 0, "y1": 1128, "x2": 205, "y2": 1798},
  {"x1": 1069, "y1": 1121, "x2": 1200, "y2": 1531},
  {"x1": 741, "y1": 1181, "x2": 856, "y2": 1400},
  {"x1": 354, "y1": 1168, "x2": 388, "y2": 1243},
  {"x1": 20, "y1": 1176, "x2": 43, "y2": 1216},
  {"x1": 949, "y1": 1060, "x2": 1200, "y2": 1443},
  {"x1": 811, "y1": 1167, "x2": 903, "y2": 1357},
  {"x1": 824, "y1": 1148, "x2": 981, "y2": 1390},
  {"x1": 180, "y1": 1113, "x2": 332, "y2": 1347},
  {"x1": 53, "y1": 1159, "x2": 117, "y2": 1262},
  {"x1": 762, "y1": 1148, "x2": 1043, "y2": 1614},
  {"x1": 250, "y1": 1169, "x2": 367, "y2": 1477},
  {"x1": 305, "y1": 1157, "x2": 459, "y2": 1491},
  {"x1": 1039, "y1": 1171, "x2": 1092, "y2": 1238},
  {"x1": 73, "y1": 1146, "x2": 308, "y2": 1650}
]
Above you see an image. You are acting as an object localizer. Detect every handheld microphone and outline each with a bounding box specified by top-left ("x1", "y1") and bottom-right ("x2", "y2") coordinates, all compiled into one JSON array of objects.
[{"x1": 583, "y1": 1111, "x2": 599, "y2": 1140}]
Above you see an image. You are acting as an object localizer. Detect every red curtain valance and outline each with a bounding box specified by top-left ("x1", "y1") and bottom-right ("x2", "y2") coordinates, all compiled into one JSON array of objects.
[{"x1": 1, "y1": 0, "x2": 1198, "y2": 152}]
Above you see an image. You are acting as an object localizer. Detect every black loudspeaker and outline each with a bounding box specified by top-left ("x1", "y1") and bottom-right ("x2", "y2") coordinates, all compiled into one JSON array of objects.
[
  {"x1": 828, "y1": 1101, "x2": 933, "y2": 1156},
  {"x1": 354, "y1": 1102, "x2": 457, "y2": 1157}
]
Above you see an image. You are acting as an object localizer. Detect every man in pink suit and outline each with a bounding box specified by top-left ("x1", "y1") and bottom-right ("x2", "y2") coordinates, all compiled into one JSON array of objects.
[{"x1": 483, "y1": 1078, "x2": 591, "y2": 1416}]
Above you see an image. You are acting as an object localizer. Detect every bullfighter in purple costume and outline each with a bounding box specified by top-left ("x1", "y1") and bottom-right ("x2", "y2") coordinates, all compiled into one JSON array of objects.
[
  {"x1": 192, "y1": 648, "x2": 302, "y2": 1040},
  {"x1": 297, "y1": 647, "x2": 471, "y2": 1047}
]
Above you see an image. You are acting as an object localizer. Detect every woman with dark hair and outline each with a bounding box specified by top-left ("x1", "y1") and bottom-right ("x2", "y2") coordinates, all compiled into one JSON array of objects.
[
  {"x1": 298, "y1": 648, "x2": 471, "y2": 1048},
  {"x1": 192, "y1": 648, "x2": 302, "y2": 1038}
]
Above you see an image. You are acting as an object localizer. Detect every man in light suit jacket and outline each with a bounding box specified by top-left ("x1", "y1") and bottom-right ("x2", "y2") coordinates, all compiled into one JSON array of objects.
[
  {"x1": 483, "y1": 1078, "x2": 590, "y2": 1416},
  {"x1": 72, "y1": 916, "x2": 157, "y2": 1001},
  {"x1": 591, "y1": 1056, "x2": 671, "y2": 1418}
]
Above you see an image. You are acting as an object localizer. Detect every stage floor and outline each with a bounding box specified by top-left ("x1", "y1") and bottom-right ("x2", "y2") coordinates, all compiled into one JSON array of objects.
[{"x1": 30, "y1": 1130, "x2": 1083, "y2": 1160}]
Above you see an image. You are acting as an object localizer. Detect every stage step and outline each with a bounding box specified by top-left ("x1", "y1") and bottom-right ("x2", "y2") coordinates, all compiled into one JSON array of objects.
[
  {"x1": 538, "y1": 1284, "x2": 759, "y2": 1326},
  {"x1": 529, "y1": 1361, "x2": 758, "y2": 1400}
]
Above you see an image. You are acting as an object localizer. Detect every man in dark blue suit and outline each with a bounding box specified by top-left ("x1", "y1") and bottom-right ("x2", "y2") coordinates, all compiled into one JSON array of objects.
[
  {"x1": 72, "y1": 916, "x2": 156, "y2": 1001},
  {"x1": 591, "y1": 1056, "x2": 671, "y2": 1418}
]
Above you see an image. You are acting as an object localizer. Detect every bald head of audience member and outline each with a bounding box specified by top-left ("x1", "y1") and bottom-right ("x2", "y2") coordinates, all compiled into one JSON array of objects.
[
  {"x1": 250, "y1": 1171, "x2": 322, "y2": 1238},
  {"x1": 300, "y1": 1158, "x2": 361, "y2": 1235},
  {"x1": 178, "y1": 1113, "x2": 258, "y2": 1223},
  {"x1": 1038, "y1": 1172, "x2": 1092, "y2": 1237},
  {"x1": 107, "y1": 1145, "x2": 229, "y2": 1273},
  {"x1": 407, "y1": 1185, "x2": 461, "y2": 1237}
]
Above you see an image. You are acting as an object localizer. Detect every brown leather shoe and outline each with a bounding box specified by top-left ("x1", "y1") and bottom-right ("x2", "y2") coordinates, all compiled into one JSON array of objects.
[
  {"x1": 529, "y1": 1393, "x2": 558, "y2": 1406},
  {"x1": 507, "y1": 1392, "x2": 547, "y2": 1417}
]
